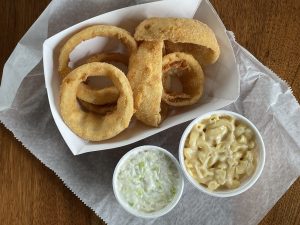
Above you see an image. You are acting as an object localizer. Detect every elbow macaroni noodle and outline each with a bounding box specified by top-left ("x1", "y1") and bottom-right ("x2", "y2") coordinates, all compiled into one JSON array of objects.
[{"x1": 184, "y1": 115, "x2": 257, "y2": 191}]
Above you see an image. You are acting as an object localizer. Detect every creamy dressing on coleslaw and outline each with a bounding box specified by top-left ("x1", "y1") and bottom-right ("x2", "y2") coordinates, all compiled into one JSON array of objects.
[{"x1": 117, "y1": 149, "x2": 180, "y2": 213}]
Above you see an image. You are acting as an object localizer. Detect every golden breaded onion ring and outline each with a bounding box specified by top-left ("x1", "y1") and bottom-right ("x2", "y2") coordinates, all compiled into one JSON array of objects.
[
  {"x1": 58, "y1": 25, "x2": 137, "y2": 78},
  {"x1": 128, "y1": 41, "x2": 166, "y2": 127},
  {"x1": 134, "y1": 17, "x2": 220, "y2": 65},
  {"x1": 76, "y1": 52, "x2": 128, "y2": 105},
  {"x1": 60, "y1": 62, "x2": 134, "y2": 141},
  {"x1": 162, "y1": 52, "x2": 204, "y2": 106}
]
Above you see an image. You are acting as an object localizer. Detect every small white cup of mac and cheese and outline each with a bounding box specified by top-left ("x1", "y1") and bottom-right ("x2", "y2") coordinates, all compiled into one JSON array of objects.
[{"x1": 179, "y1": 110, "x2": 265, "y2": 197}]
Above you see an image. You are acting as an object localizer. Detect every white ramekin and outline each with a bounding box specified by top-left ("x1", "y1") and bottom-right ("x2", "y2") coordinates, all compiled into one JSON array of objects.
[
  {"x1": 179, "y1": 110, "x2": 265, "y2": 197},
  {"x1": 112, "y1": 145, "x2": 184, "y2": 218}
]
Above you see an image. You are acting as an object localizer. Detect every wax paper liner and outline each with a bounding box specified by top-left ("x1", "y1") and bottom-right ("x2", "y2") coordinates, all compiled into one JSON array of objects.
[{"x1": 0, "y1": 1, "x2": 300, "y2": 225}]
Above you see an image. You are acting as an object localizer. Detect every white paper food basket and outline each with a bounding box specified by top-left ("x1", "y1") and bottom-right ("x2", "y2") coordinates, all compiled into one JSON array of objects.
[{"x1": 43, "y1": 0, "x2": 239, "y2": 155}]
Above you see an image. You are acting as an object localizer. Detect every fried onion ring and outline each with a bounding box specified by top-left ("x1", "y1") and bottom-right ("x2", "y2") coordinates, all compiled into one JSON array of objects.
[
  {"x1": 162, "y1": 52, "x2": 204, "y2": 106},
  {"x1": 134, "y1": 17, "x2": 220, "y2": 65},
  {"x1": 128, "y1": 41, "x2": 166, "y2": 127},
  {"x1": 76, "y1": 52, "x2": 128, "y2": 105},
  {"x1": 60, "y1": 62, "x2": 134, "y2": 141},
  {"x1": 58, "y1": 25, "x2": 137, "y2": 78}
]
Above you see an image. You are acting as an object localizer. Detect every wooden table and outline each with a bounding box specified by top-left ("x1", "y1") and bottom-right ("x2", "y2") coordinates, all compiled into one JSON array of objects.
[{"x1": 0, "y1": 0, "x2": 299, "y2": 224}]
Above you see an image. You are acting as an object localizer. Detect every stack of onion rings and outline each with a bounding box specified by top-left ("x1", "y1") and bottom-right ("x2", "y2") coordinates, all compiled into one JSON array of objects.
[
  {"x1": 58, "y1": 25, "x2": 136, "y2": 115},
  {"x1": 134, "y1": 17, "x2": 219, "y2": 109},
  {"x1": 58, "y1": 25, "x2": 137, "y2": 141},
  {"x1": 57, "y1": 19, "x2": 220, "y2": 141}
]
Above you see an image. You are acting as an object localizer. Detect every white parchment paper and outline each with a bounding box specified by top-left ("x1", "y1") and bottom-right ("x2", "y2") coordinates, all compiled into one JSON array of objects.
[{"x1": 0, "y1": 0, "x2": 299, "y2": 225}]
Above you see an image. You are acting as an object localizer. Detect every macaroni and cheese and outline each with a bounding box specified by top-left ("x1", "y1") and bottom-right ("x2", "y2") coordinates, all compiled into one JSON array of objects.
[{"x1": 184, "y1": 114, "x2": 257, "y2": 191}]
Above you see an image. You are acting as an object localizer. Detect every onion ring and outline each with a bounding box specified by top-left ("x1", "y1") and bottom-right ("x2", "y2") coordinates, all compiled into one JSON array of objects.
[
  {"x1": 134, "y1": 17, "x2": 220, "y2": 65},
  {"x1": 128, "y1": 41, "x2": 166, "y2": 127},
  {"x1": 60, "y1": 62, "x2": 134, "y2": 141},
  {"x1": 76, "y1": 52, "x2": 128, "y2": 105},
  {"x1": 58, "y1": 25, "x2": 137, "y2": 78},
  {"x1": 162, "y1": 52, "x2": 204, "y2": 106}
]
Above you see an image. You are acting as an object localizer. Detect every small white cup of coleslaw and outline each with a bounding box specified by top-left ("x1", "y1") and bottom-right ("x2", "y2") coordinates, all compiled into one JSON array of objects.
[
  {"x1": 179, "y1": 110, "x2": 265, "y2": 197},
  {"x1": 113, "y1": 145, "x2": 184, "y2": 218}
]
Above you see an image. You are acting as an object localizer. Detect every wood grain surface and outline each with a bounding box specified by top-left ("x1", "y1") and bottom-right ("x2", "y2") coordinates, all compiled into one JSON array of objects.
[{"x1": 0, "y1": 0, "x2": 299, "y2": 224}]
